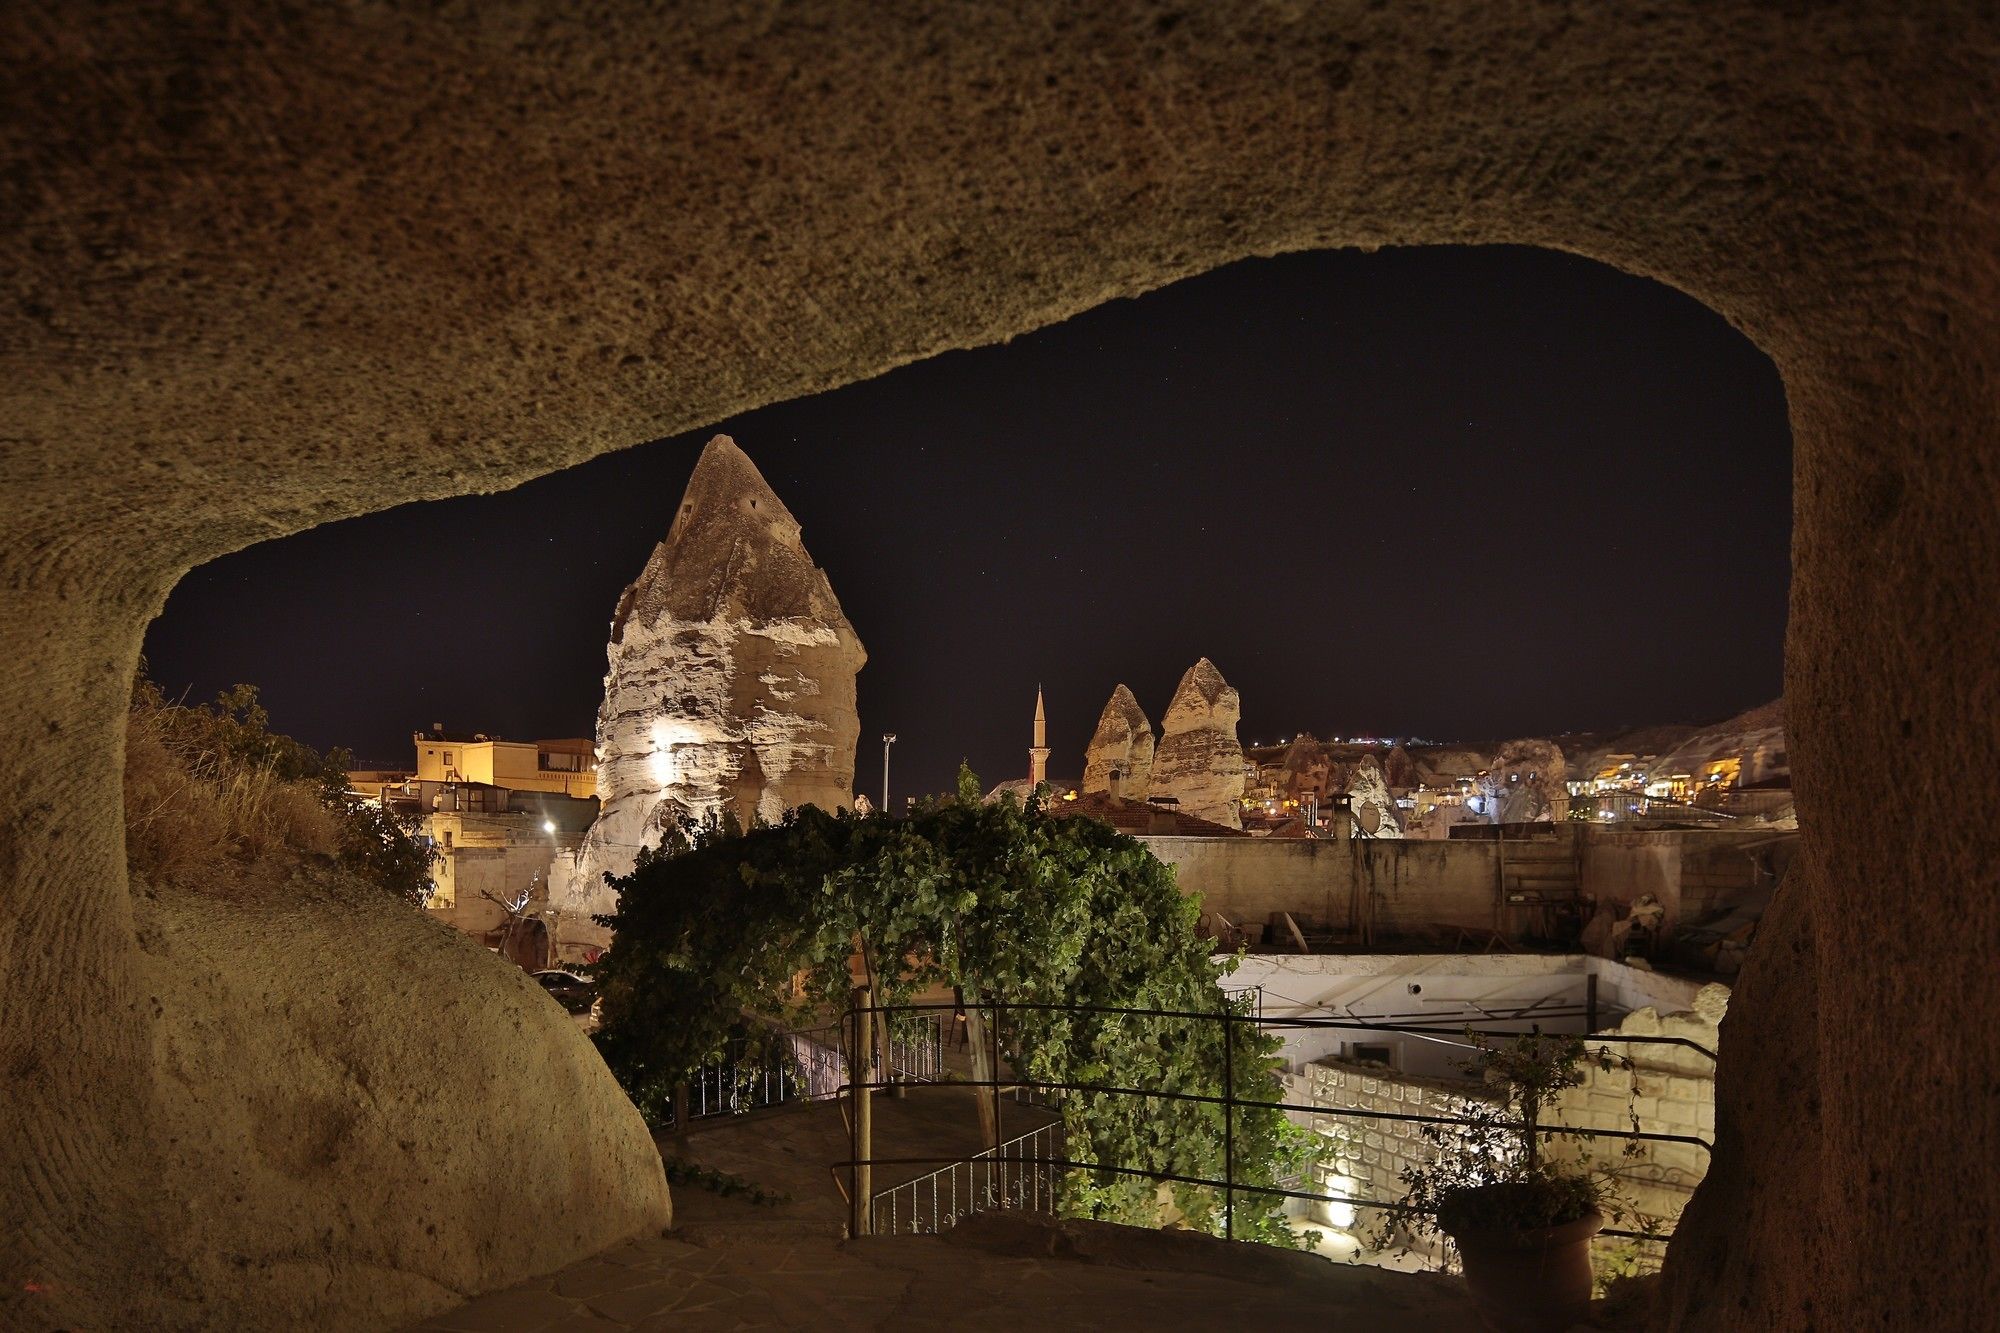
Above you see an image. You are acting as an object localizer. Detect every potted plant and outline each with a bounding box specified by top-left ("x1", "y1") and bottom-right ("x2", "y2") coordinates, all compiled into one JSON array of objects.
[{"x1": 1376, "y1": 1030, "x2": 1632, "y2": 1333}]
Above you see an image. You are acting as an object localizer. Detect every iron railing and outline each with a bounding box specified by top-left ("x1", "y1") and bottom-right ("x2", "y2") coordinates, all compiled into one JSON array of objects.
[
  {"x1": 835, "y1": 995, "x2": 1715, "y2": 1246},
  {"x1": 869, "y1": 1120, "x2": 1065, "y2": 1236},
  {"x1": 663, "y1": 1012, "x2": 949, "y2": 1128}
]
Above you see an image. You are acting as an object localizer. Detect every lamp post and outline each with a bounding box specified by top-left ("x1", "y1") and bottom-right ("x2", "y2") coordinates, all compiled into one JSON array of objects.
[{"x1": 881, "y1": 733, "x2": 897, "y2": 814}]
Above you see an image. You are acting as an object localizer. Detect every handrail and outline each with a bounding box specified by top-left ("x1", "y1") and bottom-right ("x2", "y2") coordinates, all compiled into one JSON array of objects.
[
  {"x1": 839, "y1": 994, "x2": 1702, "y2": 1250},
  {"x1": 846, "y1": 995, "x2": 1718, "y2": 1062}
]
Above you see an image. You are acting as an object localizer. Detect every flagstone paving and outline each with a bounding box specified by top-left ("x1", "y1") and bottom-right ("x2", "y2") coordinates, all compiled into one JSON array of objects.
[
  {"x1": 409, "y1": 1217, "x2": 1483, "y2": 1332},
  {"x1": 412, "y1": 1090, "x2": 1488, "y2": 1330}
]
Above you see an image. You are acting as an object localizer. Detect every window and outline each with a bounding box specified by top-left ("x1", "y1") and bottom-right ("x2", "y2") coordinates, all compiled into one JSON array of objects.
[
  {"x1": 443, "y1": 751, "x2": 454, "y2": 767},
  {"x1": 1348, "y1": 1042, "x2": 1397, "y2": 1069},
  {"x1": 443, "y1": 830, "x2": 453, "y2": 849}
]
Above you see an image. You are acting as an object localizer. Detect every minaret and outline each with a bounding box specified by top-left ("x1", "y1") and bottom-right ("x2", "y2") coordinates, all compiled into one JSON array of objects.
[{"x1": 1029, "y1": 686, "x2": 1051, "y2": 788}]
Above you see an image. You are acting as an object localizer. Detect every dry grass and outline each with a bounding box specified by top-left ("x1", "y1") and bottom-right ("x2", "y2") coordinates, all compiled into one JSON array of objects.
[{"x1": 124, "y1": 692, "x2": 343, "y2": 887}]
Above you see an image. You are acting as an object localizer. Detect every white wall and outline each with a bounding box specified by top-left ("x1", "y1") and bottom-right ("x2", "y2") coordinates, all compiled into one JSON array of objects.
[{"x1": 1225, "y1": 953, "x2": 1703, "y2": 1082}]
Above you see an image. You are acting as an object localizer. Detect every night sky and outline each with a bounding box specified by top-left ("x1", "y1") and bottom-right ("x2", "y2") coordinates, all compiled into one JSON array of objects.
[{"x1": 144, "y1": 245, "x2": 1792, "y2": 800}]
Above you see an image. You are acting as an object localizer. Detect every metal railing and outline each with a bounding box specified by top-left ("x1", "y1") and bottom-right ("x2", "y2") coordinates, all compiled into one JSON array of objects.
[
  {"x1": 869, "y1": 1120, "x2": 1065, "y2": 1236},
  {"x1": 663, "y1": 1012, "x2": 948, "y2": 1128},
  {"x1": 835, "y1": 994, "x2": 1716, "y2": 1246}
]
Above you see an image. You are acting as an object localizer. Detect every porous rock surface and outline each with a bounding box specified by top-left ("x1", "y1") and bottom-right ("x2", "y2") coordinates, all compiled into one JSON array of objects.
[
  {"x1": 2, "y1": 4, "x2": 1996, "y2": 1330},
  {"x1": 1381, "y1": 745, "x2": 1419, "y2": 792},
  {"x1": 1477, "y1": 738, "x2": 1571, "y2": 823},
  {"x1": 1080, "y1": 683, "x2": 1155, "y2": 799},
  {"x1": 1652, "y1": 699, "x2": 1790, "y2": 788},
  {"x1": 125, "y1": 866, "x2": 670, "y2": 1329},
  {"x1": 1150, "y1": 659, "x2": 1247, "y2": 828},
  {"x1": 1344, "y1": 753, "x2": 1405, "y2": 839},
  {"x1": 557, "y1": 436, "x2": 863, "y2": 941}
]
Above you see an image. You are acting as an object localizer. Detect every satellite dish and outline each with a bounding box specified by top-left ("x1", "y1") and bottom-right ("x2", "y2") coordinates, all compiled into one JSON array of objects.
[{"x1": 1358, "y1": 803, "x2": 1382, "y2": 834}]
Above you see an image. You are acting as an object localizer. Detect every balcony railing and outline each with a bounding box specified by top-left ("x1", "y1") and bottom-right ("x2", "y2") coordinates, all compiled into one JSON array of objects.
[{"x1": 834, "y1": 996, "x2": 1714, "y2": 1247}]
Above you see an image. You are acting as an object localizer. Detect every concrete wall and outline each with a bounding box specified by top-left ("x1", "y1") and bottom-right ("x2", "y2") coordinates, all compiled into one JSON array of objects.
[
  {"x1": 1577, "y1": 828, "x2": 1782, "y2": 930},
  {"x1": 1154, "y1": 826, "x2": 1779, "y2": 944},
  {"x1": 1150, "y1": 834, "x2": 1574, "y2": 941},
  {"x1": 1230, "y1": 952, "x2": 1705, "y2": 1081}
]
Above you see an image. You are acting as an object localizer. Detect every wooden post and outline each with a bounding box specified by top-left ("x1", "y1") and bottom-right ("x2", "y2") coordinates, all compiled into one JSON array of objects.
[
  {"x1": 859, "y1": 938, "x2": 904, "y2": 1099},
  {"x1": 672, "y1": 1080, "x2": 690, "y2": 1136},
  {"x1": 1222, "y1": 1001, "x2": 1235, "y2": 1242},
  {"x1": 849, "y1": 985, "x2": 874, "y2": 1236},
  {"x1": 964, "y1": 991, "x2": 998, "y2": 1148}
]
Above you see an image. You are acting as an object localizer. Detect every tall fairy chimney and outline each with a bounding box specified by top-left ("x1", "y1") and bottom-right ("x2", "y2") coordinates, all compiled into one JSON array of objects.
[{"x1": 1029, "y1": 686, "x2": 1051, "y2": 788}]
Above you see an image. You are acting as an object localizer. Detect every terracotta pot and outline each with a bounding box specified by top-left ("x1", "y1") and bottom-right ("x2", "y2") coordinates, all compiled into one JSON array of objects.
[{"x1": 1445, "y1": 1205, "x2": 1604, "y2": 1333}]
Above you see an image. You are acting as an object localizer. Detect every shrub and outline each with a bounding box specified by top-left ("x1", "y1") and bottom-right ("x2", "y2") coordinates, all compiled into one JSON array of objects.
[{"x1": 123, "y1": 670, "x2": 432, "y2": 901}]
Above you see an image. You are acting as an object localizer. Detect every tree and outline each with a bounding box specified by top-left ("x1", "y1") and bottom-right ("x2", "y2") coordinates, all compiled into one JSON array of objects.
[{"x1": 590, "y1": 767, "x2": 1311, "y2": 1246}]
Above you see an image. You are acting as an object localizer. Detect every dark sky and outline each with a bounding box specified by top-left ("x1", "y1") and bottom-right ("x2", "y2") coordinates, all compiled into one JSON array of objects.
[{"x1": 144, "y1": 245, "x2": 1792, "y2": 799}]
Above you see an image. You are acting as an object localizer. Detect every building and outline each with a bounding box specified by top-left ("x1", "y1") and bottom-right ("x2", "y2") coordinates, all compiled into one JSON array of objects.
[
  {"x1": 362, "y1": 731, "x2": 603, "y2": 966},
  {"x1": 412, "y1": 727, "x2": 598, "y2": 798},
  {"x1": 1244, "y1": 951, "x2": 1727, "y2": 1270},
  {"x1": 986, "y1": 687, "x2": 1079, "y2": 803}
]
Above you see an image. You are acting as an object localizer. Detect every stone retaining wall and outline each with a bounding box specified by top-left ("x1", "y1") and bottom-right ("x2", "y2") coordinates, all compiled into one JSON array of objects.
[{"x1": 1294, "y1": 983, "x2": 1728, "y2": 1270}]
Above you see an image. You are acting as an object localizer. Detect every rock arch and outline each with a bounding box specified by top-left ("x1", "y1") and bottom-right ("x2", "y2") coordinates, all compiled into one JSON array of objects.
[{"x1": 4, "y1": 4, "x2": 1994, "y2": 1328}]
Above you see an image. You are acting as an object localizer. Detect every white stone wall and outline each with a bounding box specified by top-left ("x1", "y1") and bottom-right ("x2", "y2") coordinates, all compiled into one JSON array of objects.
[
  {"x1": 1541, "y1": 984, "x2": 1726, "y2": 1235},
  {"x1": 1293, "y1": 981, "x2": 1727, "y2": 1262},
  {"x1": 1296, "y1": 1060, "x2": 1502, "y2": 1256}
]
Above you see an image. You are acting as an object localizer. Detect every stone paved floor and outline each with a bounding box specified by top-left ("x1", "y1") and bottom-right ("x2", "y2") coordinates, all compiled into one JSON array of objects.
[
  {"x1": 413, "y1": 1091, "x2": 1488, "y2": 1331},
  {"x1": 664, "y1": 1085, "x2": 1060, "y2": 1235},
  {"x1": 409, "y1": 1215, "x2": 1483, "y2": 1332}
]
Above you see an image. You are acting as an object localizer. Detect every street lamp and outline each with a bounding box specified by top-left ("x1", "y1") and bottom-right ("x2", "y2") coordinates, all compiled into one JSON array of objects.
[{"x1": 881, "y1": 733, "x2": 897, "y2": 813}]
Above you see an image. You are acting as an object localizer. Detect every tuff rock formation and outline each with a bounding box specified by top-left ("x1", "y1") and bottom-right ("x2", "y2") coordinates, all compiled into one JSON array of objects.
[
  {"x1": 1081, "y1": 684, "x2": 1155, "y2": 799},
  {"x1": 1652, "y1": 699, "x2": 1790, "y2": 787},
  {"x1": 558, "y1": 436, "x2": 865, "y2": 939},
  {"x1": 1278, "y1": 735, "x2": 1333, "y2": 805},
  {"x1": 1475, "y1": 738, "x2": 1570, "y2": 823},
  {"x1": 1382, "y1": 745, "x2": 1420, "y2": 792},
  {"x1": 129, "y1": 867, "x2": 672, "y2": 1328},
  {"x1": 1150, "y1": 659, "x2": 1246, "y2": 829},
  {"x1": 1345, "y1": 753, "x2": 1405, "y2": 838}
]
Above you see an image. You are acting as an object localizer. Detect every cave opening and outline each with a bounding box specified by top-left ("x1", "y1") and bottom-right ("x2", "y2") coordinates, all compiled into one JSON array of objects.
[
  {"x1": 144, "y1": 243, "x2": 1792, "y2": 812},
  {"x1": 132, "y1": 240, "x2": 1794, "y2": 1289}
]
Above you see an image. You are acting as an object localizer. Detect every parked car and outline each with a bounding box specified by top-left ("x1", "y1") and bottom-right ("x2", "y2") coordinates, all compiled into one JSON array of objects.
[{"x1": 530, "y1": 969, "x2": 596, "y2": 1014}]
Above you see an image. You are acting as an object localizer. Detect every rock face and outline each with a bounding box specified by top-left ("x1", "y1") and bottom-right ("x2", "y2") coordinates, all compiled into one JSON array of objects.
[
  {"x1": 558, "y1": 436, "x2": 865, "y2": 939},
  {"x1": 1278, "y1": 735, "x2": 1333, "y2": 806},
  {"x1": 1653, "y1": 698, "x2": 1790, "y2": 787},
  {"x1": 1382, "y1": 745, "x2": 1420, "y2": 792},
  {"x1": 132, "y1": 865, "x2": 672, "y2": 1329},
  {"x1": 1150, "y1": 659, "x2": 1246, "y2": 829},
  {"x1": 1081, "y1": 684, "x2": 1155, "y2": 799},
  {"x1": 1345, "y1": 754, "x2": 1405, "y2": 838},
  {"x1": 1475, "y1": 739, "x2": 1570, "y2": 823}
]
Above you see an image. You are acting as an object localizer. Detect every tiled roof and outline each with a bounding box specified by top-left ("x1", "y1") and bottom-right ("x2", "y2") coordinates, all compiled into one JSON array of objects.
[{"x1": 1046, "y1": 790, "x2": 1250, "y2": 838}]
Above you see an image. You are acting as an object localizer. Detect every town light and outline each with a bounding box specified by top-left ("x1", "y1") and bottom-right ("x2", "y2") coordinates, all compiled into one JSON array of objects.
[{"x1": 543, "y1": 819, "x2": 556, "y2": 834}]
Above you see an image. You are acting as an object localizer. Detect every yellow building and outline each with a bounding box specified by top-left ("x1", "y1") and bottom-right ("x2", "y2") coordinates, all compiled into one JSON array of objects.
[{"x1": 413, "y1": 731, "x2": 597, "y2": 798}]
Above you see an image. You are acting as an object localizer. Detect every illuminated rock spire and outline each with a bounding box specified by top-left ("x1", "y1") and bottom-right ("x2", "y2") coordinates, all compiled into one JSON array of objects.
[{"x1": 554, "y1": 435, "x2": 865, "y2": 945}]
